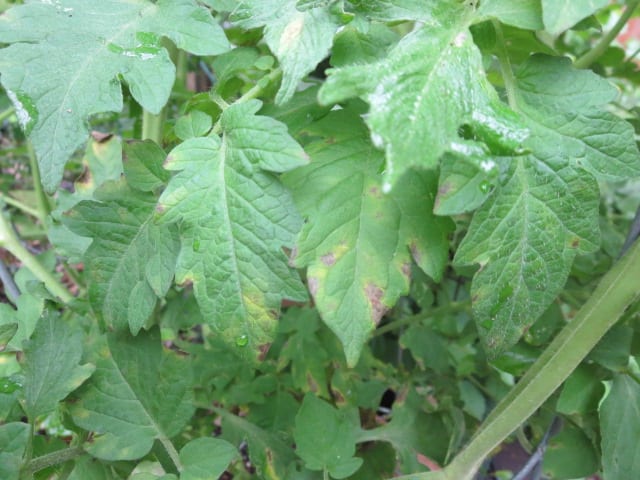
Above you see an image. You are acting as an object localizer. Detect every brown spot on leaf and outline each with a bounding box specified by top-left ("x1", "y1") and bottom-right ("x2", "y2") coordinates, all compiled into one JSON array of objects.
[
  {"x1": 325, "y1": 136, "x2": 336, "y2": 144},
  {"x1": 258, "y1": 343, "x2": 271, "y2": 361},
  {"x1": 308, "y1": 277, "x2": 319, "y2": 296},
  {"x1": 409, "y1": 242, "x2": 421, "y2": 265},
  {"x1": 90, "y1": 131, "x2": 113, "y2": 143},
  {"x1": 288, "y1": 246, "x2": 298, "y2": 268},
  {"x1": 471, "y1": 294, "x2": 479, "y2": 303},
  {"x1": 306, "y1": 373, "x2": 319, "y2": 393},
  {"x1": 321, "y1": 252, "x2": 336, "y2": 266},
  {"x1": 163, "y1": 155, "x2": 173, "y2": 168},
  {"x1": 369, "y1": 186, "x2": 381, "y2": 198},
  {"x1": 365, "y1": 283, "x2": 387, "y2": 325},
  {"x1": 401, "y1": 262, "x2": 411, "y2": 279},
  {"x1": 570, "y1": 237, "x2": 580, "y2": 248},
  {"x1": 155, "y1": 204, "x2": 166, "y2": 214}
]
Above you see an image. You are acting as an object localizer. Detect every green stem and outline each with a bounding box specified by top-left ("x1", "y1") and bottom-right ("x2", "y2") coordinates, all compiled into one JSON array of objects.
[
  {"x1": 175, "y1": 49, "x2": 188, "y2": 90},
  {"x1": 158, "y1": 435, "x2": 183, "y2": 472},
  {"x1": 0, "y1": 105, "x2": 15, "y2": 123},
  {"x1": 141, "y1": 109, "x2": 165, "y2": 144},
  {"x1": 323, "y1": 468, "x2": 330, "y2": 480},
  {"x1": 0, "y1": 208, "x2": 73, "y2": 303},
  {"x1": 21, "y1": 446, "x2": 85, "y2": 478},
  {"x1": 492, "y1": 20, "x2": 518, "y2": 109},
  {"x1": 395, "y1": 240, "x2": 640, "y2": 480},
  {"x1": 372, "y1": 301, "x2": 470, "y2": 338},
  {"x1": 27, "y1": 142, "x2": 51, "y2": 220},
  {"x1": 0, "y1": 193, "x2": 42, "y2": 220},
  {"x1": 574, "y1": 0, "x2": 640, "y2": 69}
]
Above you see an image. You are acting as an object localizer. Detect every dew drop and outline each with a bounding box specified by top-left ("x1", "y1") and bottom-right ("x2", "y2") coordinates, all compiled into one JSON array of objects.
[
  {"x1": 478, "y1": 180, "x2": 492, "y2": 194},
  {"x1": 0, "y1": 377, "x2": 21, "y2": 394},
  {"x1": 236, "y1": 334, "x2": 248, "y2": 347}
]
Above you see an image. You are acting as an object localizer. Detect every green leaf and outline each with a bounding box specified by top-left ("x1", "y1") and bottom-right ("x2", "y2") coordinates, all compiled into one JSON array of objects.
[
  {"x1": 123, "y1": 140, "x2": 171, "y2": 193},
  {"x1": 600, "y1": 375, "x2": 640, "y2": 479},
  {"x1": 0, "y1": 294, "x2": 43, "y2": 351},
  {"x1": 542, "y1": 0, "x2": 608, "y2": 35},
  {"x1": 216, "y1": 407, "x2": 297, "y2": 480},
  {"x1": 477, "y1": 0, "x2": 544, "y2": 30},
  {"x1": 0, "y1": 422, "x2": 29, "y2": 480},
  {"x1": 455, "y1": 55, "x2": 640, "y2": 356},
  {"x1": 180, "y1": 438, "x2": 238, "y2": 480},
  {"x1": 542, "y1": 422, "x2": 599, "y2": 478},
  {"x1": 284, "y1": 110, "x2": 453, "y2": 366},
  {"x1": 157, "y1": 99, "x2": 307, "y2": 359},
  {"x1": 64, "y1": 179, "x2": 180, "y2": 334},
  {"x1": 350, "y1": 0, "x2": 443, "y2": 22},
  {"x1": 318, "y1": 2, "x2": 528, "y2": 191},
  {"x1": 556, "y1": 365, "x2": 604, "y2": 415},
  {"x1": 330, "y1": 25, "x2": 398, "y2": 67},
  {"x1": 174, "y1": 111, "x2": 213, "y2": 141},
  {"x1": 0, "y1": 0, "x2": 230, "y2": 192},
  {"x1": 294, "y1": 393, "x2": 363, "y2": 478},
  {"x1": 71, "y1": 328, "x2": 194, "y2": 460},
  {"x1": 22, "y1": 311, "x2": 94, "y2": 420},
  {"x1": 232, "y1": 1, "x2": 338, "y2": 104}
]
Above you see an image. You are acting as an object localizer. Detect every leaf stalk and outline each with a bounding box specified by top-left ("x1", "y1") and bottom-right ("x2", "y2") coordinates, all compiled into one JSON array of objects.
[
  {"x1": 575, "y1": 0, "x2": 640, "y2": 69},
  {"x1": 492, "y1": 20, "x2": 518, "y2": 109}
]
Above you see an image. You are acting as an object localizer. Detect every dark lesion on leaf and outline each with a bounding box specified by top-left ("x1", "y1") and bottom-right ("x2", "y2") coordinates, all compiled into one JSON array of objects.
[
  {"x1": 257, "y1": 343, "x2": 271, "y2": 361},
  {"x1": 321, "y1": 252, "x2": 336, "y2": 266},
  {"x1": 409, "y1": 241, "x2": 421, "y2": 265},
  {"x1": 570, "y1": 237, "x2": 580, "y2": 248},
  {"x1": 365, "y1": 282, "x2": 387, "y2": 325}
]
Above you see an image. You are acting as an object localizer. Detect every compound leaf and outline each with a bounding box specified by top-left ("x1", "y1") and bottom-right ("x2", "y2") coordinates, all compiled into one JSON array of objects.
[
  {"x1": 157, "y1": 100, "x2": 307, "y2": 359},
  {"x1": 284, "y1": 109, "x2": 453, "y2": 366},
  {"x1": 477, "y1": 0, "x2": 543, "y2": 30},
  {"x1": 22, "y1": 311, "x2": 94, "y2": 420},
  {"x1": 71, "y1": 328, "x2": 194, "y2": 461},
  {"x1": 318, "y1": 1, "x2": 527, "y2": 191},
  {"x1": 64, "y1": 179, "x2": 180, "y2": 334},
  {"x1": 455, "y1": 55, "x2": 640, "y2": 356},
  {"x1": 232, "y1": 0, "x2": 338, "y2": 104},
  {"x1": 0, "y1": 0, "x2": 230, "y2": 192},
  {"x1": 294, "y1": 393, "x2": 362, "y2": 478}
]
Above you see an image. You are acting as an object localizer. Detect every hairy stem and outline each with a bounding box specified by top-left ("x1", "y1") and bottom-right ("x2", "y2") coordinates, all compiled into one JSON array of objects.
[
  {"x1": 142, "y1": 109, "x2": 165, "y2": 144},
  {"x1": 21, "y1": 446, "x2": 85, "y2": 478},
  {"x1": 159, "y1": 435, "x2": 183, "y2": 473},
  {"x1": 492, "y1": 20, "x2": 518, "y2": 109},
  {"x1": 575, "y1": 0, "x2": 640, "y2": 69},
  {"x1": 0, "y1": 208, "x2": 73, "y2": 303},
  {"x1": 27, "y1": 142, "x2": 51, "y2": 221},
  {"x1": 397, "y1": 239, "x2": 640, "y2": 480}
]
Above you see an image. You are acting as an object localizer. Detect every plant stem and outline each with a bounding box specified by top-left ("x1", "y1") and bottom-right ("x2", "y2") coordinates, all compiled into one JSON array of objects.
[
  {"x1": 0, "y1": 193, "x2": 42, "y2": 220},
  {"x1": 0, "y1": 208, "x2": 73, "y2": 303},
  {"x1": 372, "y1": 301, "x2": 470, "y2": 338},
  {"x1": 141, "y1": 109, "x2": 165, "y2": 144},
  {"x1": 0, "y1": 259, "x2": 20, "y2": 304},
  {"x1": 575, "y1": 0, "x2": 640, "y2": 69},
  {"x1": 416, "y1": 239, "x2": 640, "y2": 480},
  {"x1": 0, "y1": 105, "x2": 15, "y2": 123},
  {"x1": 175, "y1": 49, "x2": 188, "y2": 90},
  {"x1": 21, "y1": 446, "x2": 85, "y2": 478},
  {"x1": 237, "y1": 67, "x2": 282, "y2": 105},
  {"x1": 27, "y1": 142, "x2": 51, "y2": 221},
  {"x1": 492, "y1": 20, "x2": 518, "y2": 109},
  {"x1": 158, "y1": 435, "x2": 183, "y2": 472}
]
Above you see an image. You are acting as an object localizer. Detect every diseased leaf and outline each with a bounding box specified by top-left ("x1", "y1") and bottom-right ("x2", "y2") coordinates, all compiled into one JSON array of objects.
[
  {"x1": 294, "y1": 393, "x2": 363, "y2": 478},
  {"x1": 318, "y1": 1, "x2": 528, "y2": 191},
  {"x1": 600, "y1": 375, "x2": 640, "y2": 480},
  {"x1": 350, "y1": 0, "x2": 443, "y2": 22},
  {"x1": 22, "y1": 311, "x2": 94, "y2": 420},
  {"x1": 0, "y1": 422, "x2": 29, "y2": 480},
  {"x1": 71, "y1": 328, "x2": 194, "y2": 460},
  {"x1": 180, "y1": 438, "x2": 238, "y2": 480},
  {"x1": 455, "y1": 55, "x2": 640, "y2": 356},
  {"x1": 284, "y1": 109, "x2": 453, "y2": 365},
  {"x1": 157, "y1": 100, "x2": 307, "y2": 359},
  {"x1": 542, "y1": 0, "x2": 608, "y2": 35},
  {"x1": 64, "y1": 179, "x2": 180, "y2": 334},
  {"x1": 0, "y1": 0, "x2": 230, "y2": 192},
  {"x1": 232, "y1": 1, "x2": 338, "y2": 104}
]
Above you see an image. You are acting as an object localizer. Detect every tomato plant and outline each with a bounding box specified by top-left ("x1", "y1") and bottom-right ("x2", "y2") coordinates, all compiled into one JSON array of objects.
[{"x1": 1, "y1": 1, "x2": 640, "y2": 479}]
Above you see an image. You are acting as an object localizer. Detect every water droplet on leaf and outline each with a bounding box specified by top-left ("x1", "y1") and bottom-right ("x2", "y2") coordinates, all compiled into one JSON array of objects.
[
  {"x1": 236, "y1": 334, "x2": 248, "y2": 347},
  {"x1": 478, "y1": 180, "x2": 492, "y2": 194}
]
